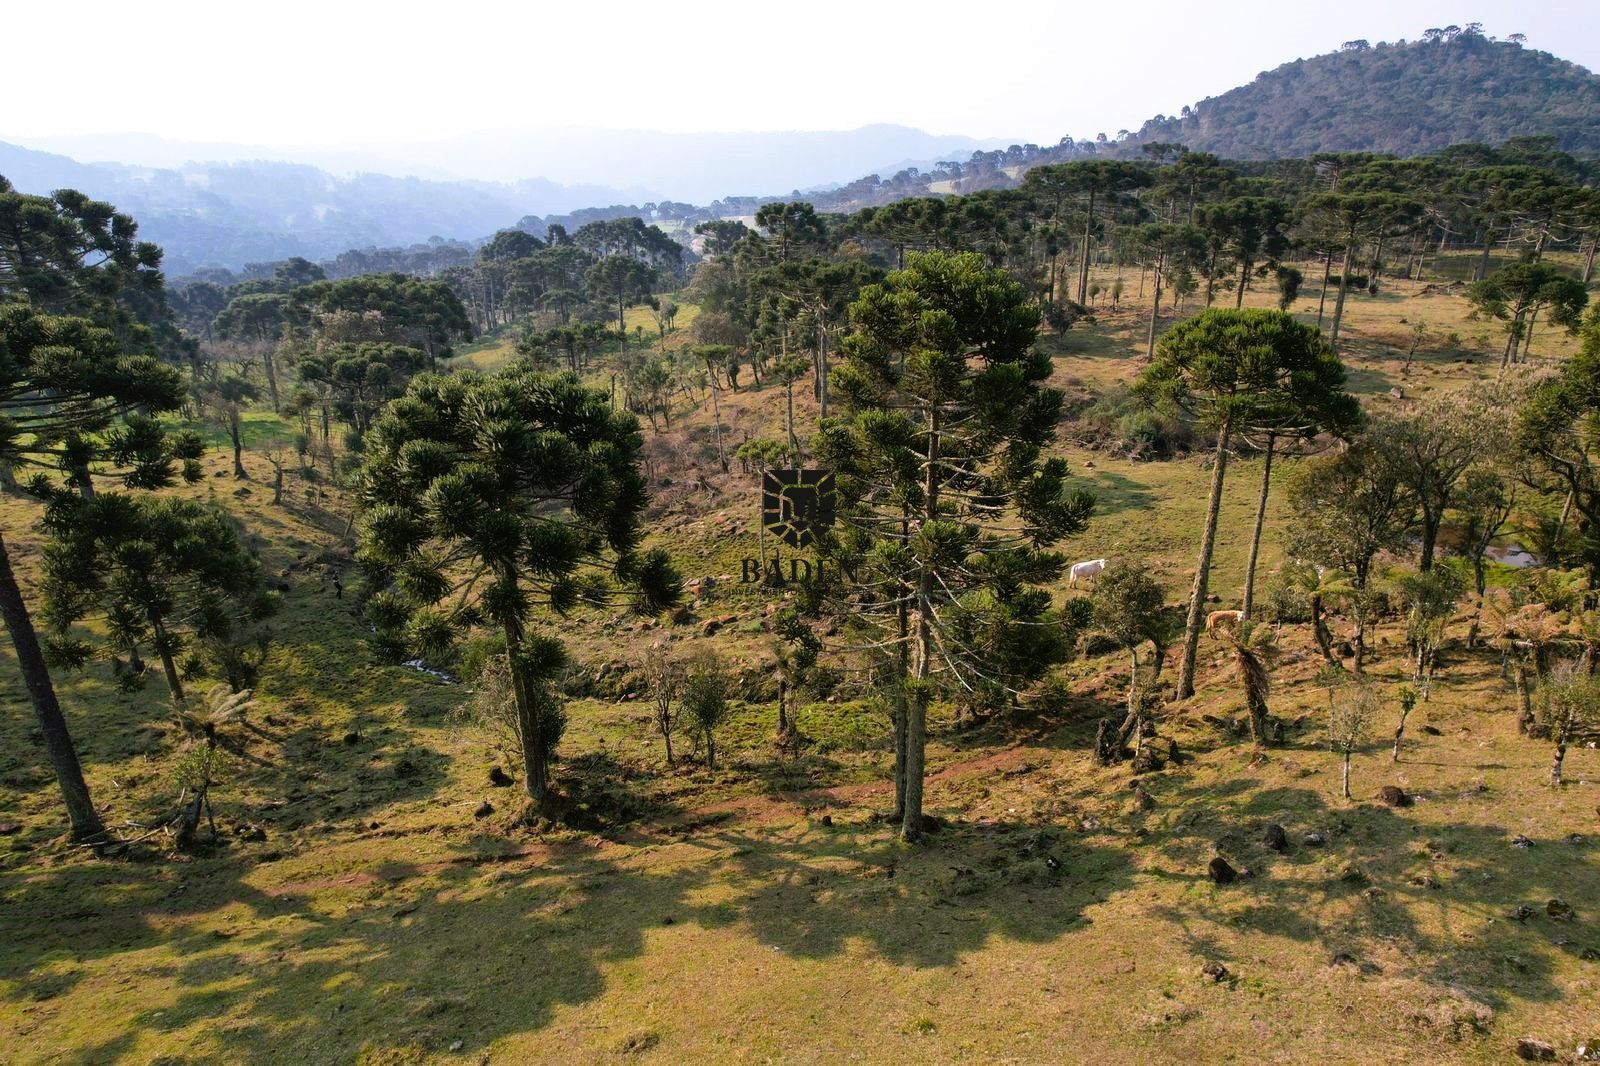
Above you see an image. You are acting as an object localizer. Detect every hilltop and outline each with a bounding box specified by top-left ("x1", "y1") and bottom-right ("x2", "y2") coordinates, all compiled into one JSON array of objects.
[{"x1": 1125, "y1": 30, "x2": 1600, "y2": 159}]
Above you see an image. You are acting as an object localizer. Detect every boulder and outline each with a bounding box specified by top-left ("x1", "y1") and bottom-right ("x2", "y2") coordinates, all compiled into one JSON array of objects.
[
  {"x1": 1379, "y1": 785, "x2": 1411, "y2": 808},
  {"x1": 1200, "y1": 960, "x2": 1228, "y2": 982},
  {"x1": 1547, "y1": 899, "x2": 1575, "y2": 921},
  {"x1": 473, "y1": 800, "x2": 494, "y2": 820},
  {"x1": 1262, "y1": 824, "x2": 1288, "y2": 852},
  {"x1": 488, "y1": 766, "x2": 514, "y2": 788},
  {"x1": 1516, "y1": 1038, "x2": 1556, "y2": 1061},
  {"x1": 1208, "y1": 857, "x2": 1237, "y2": 885}
]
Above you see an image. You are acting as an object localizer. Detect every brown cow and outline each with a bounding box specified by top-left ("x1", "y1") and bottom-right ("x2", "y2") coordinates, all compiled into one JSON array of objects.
[{"x1": 1206, "y1": 609, "x2": 1244, "y2": 635}]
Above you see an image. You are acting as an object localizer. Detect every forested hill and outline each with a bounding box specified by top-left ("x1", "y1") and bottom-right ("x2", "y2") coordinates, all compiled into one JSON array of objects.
[{"x1": 1125, "y1": 31, "x2": 1600, "y2": 159}]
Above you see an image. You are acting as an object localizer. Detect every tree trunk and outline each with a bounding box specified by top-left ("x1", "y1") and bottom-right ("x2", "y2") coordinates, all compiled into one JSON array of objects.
[
  {"x1": 705, "y1": 729, "x2": 716, "y2": 771},
  {"x1": 272, "y1": 461, "x2": 284, "y2": 505},
  {"x1": 891, "y1": 513, "x2": 911, "y2": 822},
  {"x1": 1419, "y1": 505, "x2": 1441, "y2": 572},
  {"x1": 0, "y1": 533, "x2": 104, "y2": 840},
  {"x1": 1241, "y1": 433, "x2": 1275, "y2": 621},
  {"x1": 1145, "y1": 256, "x2": 1164, "y2": 360},
  {"x1": 710, "y1": 385, "x2": 727, "y2": 472},
  {"x1": 150, "y1": 614, "x2": 186, "y2": 708},
  {"x1": 1513, "y1": 660, "x2": 1532, "y2": 734},
  {"x1": 1584, "y1": 233, "x2": 1597, "y2": 285},
  {"x1": 784, "y1": 379, "x2": 798, "y2": 460},
  {"x1": 1341, "y1": 751, "x2": 1352, "y2": 799},
  {"x1": 1393, "y1": 701, "x2": 1411, "y2": 762},
  {"x1": 1328, "y1": 243, "x2": 1355, "y2": 351},
  {"x1": 262, "y1": 348, "x2": 281, "y2": 412},
  {"x1": 231, "y1": 420, "x2": 247, "y2": 479},
  {"x1": 1315, "y1": 251, "x2": 1334, "y2": 328},
  {"x1": 1551, "y1": 723, "x2": 1570, "y2": 786},
  {"x1": 1235, "y1": 255, "x2": 1253, "y2": 309},
  {"x1": 1077, "y1": 189, "x2": 1096, "y2": 305},
  {"x1": 903, "y1": 406, "x2": 939, "y2": 843},
  {"x1": 1311, "y1": 593, "x2": 1339, "y2": 668},
  {"x1": 1352, "y1": 609, "x2": 1367, "y2": 675},
  {"x1": 499, "y1": 598, "x2": 548, "y2": 803},
  {"x1": 1178, "y1": 413, "x2": 1233, "y2": 699}
]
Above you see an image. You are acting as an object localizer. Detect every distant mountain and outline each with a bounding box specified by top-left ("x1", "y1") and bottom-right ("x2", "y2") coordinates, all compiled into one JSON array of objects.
[
  {"x1": 16, "y1": 126, "x2": 1008, "y2": 203},
  {"x1": 0, "y1": 142, "x2": 636, "y2": 276},
  {"x1": 1123, "y1": 32, "x2": 1600, "y2": 158},
  {"x1": 0, "y1": 125, "x2": 1005, "y2": 273}
]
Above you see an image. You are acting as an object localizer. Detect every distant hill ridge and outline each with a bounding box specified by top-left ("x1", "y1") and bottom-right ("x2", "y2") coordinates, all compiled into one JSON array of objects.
[
  {"x1": 4, "y1": 29, "x2": 1596, "y2": 275},
  {"x1": 1123, "y1": 29, "x2": 1600, "y2": 158}
]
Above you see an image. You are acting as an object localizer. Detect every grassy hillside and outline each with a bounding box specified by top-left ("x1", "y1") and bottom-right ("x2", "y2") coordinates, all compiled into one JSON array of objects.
[{"x1": 3, "y1": 260, "x2": 1598, "y2": 1063}]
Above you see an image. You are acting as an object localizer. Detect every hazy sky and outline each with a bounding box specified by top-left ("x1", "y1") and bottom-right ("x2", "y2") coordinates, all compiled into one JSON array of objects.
[{"x1": 6, "y1": 0, "x2": 1597, "y2": 147}]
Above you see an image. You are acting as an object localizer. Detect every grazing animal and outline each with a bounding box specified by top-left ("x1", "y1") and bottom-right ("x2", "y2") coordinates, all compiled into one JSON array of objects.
[
  {"x1": 1206, "y1": 609, "x2": 1244, "y2": 635},
  {"x1": 1069, "y1": 558, "x2": 1108, "y2": 586}
]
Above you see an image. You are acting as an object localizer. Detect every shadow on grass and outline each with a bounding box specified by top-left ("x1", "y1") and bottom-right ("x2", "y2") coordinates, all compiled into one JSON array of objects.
[
  {"x1": 10, "y1": 809, "x2": 1139, "y2": 1062},
  {"x1": 1137, "y1": 777, "x2": 1599, "y2": 1013}
]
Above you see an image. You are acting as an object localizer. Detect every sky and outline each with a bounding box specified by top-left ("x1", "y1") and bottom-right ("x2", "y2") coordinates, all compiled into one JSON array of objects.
[{"x1": 5, "y1": 0, "x2": 1597, "y2": 154}]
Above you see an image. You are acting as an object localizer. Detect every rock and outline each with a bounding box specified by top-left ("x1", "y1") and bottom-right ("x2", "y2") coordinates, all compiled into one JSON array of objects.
[
  {"x1": 1512, "y1": 834, "x2": 1535, "y2": 848},
  {"x1": 448, "y1": 1041, "x2": 464, "y2": 1053},
  {"x1": 1304, "y1": 832, "x2": 1327, "y2": 847},
  {"x1": 699, "y1": 618, "x2": 722, "y2": 637},
  {"x1": 473, "y1": 800, "x2": 494, "y2": 820},
  {"x1": 0, "y1": 823, "x2": 20, "y2": 836},
  {"x1": 1509, "y1": 904, "x2": 1534, "y2": 921},
  {"x1": 1389, "y1": 387, "x2": 1406, "y2": 400},
  {"x1": 667, "y1": 606, "x2": 691, "y2": 626},
  {"x1": 342, "y1": 730, "x2": 361, "y2": 745},
  {"x1": 1379, "y1": 785, "x2": 1411, "y2": 808},
  {"x1": 1262, "y1": 823, "x2": 1288, "y2": 852},
  {"x1": 1133, "y1": 786, "x2": 1156, "y2": 811},
  {"x1": 820, "y1": 814, "x2": 833, "y2": 827},
  {"x1": 1516, "y1": 1037, "x2": 1557, "y2": 1061},
  {"x1": 1576, "y1": 1039, "x2": 1600, "y2": 1061},
  {"x1": 1408, "y1": 874, "x2": 1440, "y2": 889},
  {"x1": 1581, "y1": 947, "x2": 1600, "y2": 962},
  {"x1": 235, "y1": 824, "x2": 267, "y2": 842},
  {"x1": 662, "y1": 915, "x2": 675, "y2": 925},
  {"x1": 1329, "y1": 951, "x2": 1359, "y2": 969},
  {"x1": 1080, "y1": 816, "x2": 1102, "y2": 832},
  {"x1": 1547, "y1": 899, "x2": 1576, "y2": 921},
  {"x1": 1338, "y1": 865, "x2": 1369, "y2": 886},
  {"x1": 1422, "y1": 724, "x2": 1443, "y2": 736},
  {"x1": 1563, "y1": 833, "x2": 1586, "y2": 845},
  {"x1": 1208, "y1": 857, "x2": 1237, "y2": 884},
  {"x1": 488, "y1": 766, "x2": 514, "y2": 788},
  {"x1": 1200, "y1": 960, "x2": 1228, "y2": 982}
]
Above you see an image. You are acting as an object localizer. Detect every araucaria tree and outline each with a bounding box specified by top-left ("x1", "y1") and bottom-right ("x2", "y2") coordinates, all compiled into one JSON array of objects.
[
  {"x1": 1138, "y1": 308, "x2": 1356, "y2": 699},
  {"x1": 0, "y1": 305, "x2": 197, "y2": 840},
  {"x1": 41, "y1": 495, "x2": 271, "y2": 712},
  {"x1": 357, "y1": 364, "x2": 679, "y2": 802},
  {"x1": 817, "y1": 251, "x2": 1094, "y2": 841}
]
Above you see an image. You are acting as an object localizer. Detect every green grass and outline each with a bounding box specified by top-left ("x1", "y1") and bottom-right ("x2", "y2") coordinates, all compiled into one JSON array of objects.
[{"x1": 2, "y1": 270, "x2": 1598, "y2": 1062}]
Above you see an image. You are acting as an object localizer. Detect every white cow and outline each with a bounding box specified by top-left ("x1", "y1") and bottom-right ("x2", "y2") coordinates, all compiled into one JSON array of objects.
[{"x1": 1068, "y1": 558, "x2": 1107, "y2": 587}]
